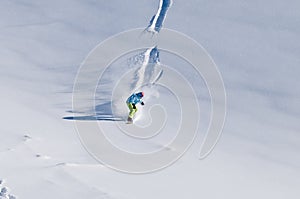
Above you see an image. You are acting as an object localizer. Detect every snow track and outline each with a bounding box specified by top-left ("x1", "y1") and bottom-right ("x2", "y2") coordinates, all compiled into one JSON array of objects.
[{"x1": 147, "y1": 0, "x2": 173, "y2": 33}]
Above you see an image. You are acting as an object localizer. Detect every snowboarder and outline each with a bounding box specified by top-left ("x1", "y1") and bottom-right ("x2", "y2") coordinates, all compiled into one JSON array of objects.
[{"x1": 126, "y1": 92, "x2": 145, "y2": 123}]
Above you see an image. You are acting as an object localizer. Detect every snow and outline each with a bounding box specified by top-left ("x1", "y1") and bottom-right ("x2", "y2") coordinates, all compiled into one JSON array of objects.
[
  {"x1": 147, "y1": 0, "x2": 172, "y2": 32},
  {"x1": 1, "y1": 0, "x2": 300, "y2": 199}
]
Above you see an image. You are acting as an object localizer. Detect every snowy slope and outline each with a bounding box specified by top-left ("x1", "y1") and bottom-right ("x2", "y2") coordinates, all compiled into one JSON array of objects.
[{"x1": 0, "y1": 0, "x2": 300, "y2": 199}]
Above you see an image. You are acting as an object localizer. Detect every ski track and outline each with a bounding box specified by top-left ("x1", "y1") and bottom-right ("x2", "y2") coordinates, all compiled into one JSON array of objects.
[{"x1": 147, "y1": 0, "x2": 173, "y2": 33}]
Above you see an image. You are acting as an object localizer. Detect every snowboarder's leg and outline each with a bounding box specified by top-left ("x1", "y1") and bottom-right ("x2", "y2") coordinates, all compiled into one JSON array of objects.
[{"x1": 127, "y1": 103, "x2": 138, "y2": 120}]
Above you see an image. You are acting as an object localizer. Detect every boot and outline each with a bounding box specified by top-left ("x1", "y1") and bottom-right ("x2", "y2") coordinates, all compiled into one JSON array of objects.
[{"x1": 127, "y1": 116, "x2": 133, "y2": 124}]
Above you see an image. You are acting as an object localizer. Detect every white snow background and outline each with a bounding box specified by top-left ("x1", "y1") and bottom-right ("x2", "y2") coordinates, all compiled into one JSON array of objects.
[{"x1": 0, "y1": 0, "x2": 300, "y2": 198}]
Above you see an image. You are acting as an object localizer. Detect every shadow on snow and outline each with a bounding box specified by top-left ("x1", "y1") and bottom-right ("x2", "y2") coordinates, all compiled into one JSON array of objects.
[{"x1": 63, "y1": 102, "x2": 124, "y2": 121}]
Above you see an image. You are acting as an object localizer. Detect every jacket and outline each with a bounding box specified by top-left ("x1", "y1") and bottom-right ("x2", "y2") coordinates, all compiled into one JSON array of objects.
[{"x1": 126, "y1": 93, "x2": 144, "y2": 105}]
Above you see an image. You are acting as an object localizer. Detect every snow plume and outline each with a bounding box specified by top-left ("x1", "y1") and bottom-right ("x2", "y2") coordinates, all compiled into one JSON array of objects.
[
  {"x1": 147, "y1": 0, "x2": 173, "y2": 33},
  {"x1": 78, "y1": 45, "x2": 163, "y2": 119},
  {"x1": 131, "y1": 46, "x2": 162, "y2": 90},
  {"x1": 0, "y1": 185, "x2": 16, "y2": 199},
  {"x1": 111, "y1": 46, "x2": 163, "y2": 118}
]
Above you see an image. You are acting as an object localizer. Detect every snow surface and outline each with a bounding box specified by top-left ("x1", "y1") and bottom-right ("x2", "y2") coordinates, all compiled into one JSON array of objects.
[
  {"x1": 1, "y1": 0, "x2": 300, "y2": 198},
  {"x1": 147, "y1": 0, "x2": 172, "y2": 32}
]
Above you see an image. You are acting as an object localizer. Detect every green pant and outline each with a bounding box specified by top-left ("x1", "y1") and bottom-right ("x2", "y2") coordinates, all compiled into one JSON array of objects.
[{"x1": 127, "y1": 103, "x2": 137, "y2": 119}]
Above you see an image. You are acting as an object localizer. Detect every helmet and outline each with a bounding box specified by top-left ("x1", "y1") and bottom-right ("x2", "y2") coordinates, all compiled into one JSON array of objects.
[{"x1": 138, "y1": 92, "x2": 144, "y2": 97}]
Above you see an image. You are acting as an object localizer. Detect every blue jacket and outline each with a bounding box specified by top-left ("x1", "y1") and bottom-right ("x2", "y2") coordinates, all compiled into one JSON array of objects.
[{"x1": 126, "y1": 93, "x2": 144, "y2": 105}]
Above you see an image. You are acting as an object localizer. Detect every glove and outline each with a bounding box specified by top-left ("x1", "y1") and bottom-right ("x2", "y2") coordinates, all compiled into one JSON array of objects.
[
  {"x1": 141, "y1": 102, "x2": 145, "y2": 106},
  {"x1": 132, "y1": 104, "x2": 136, "y2": 109}
]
